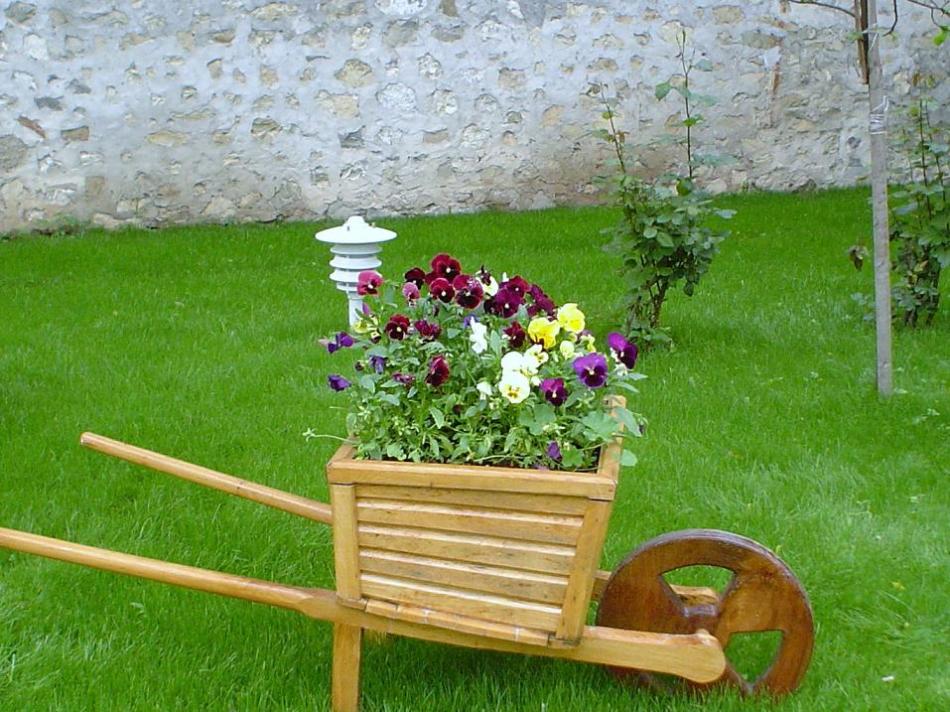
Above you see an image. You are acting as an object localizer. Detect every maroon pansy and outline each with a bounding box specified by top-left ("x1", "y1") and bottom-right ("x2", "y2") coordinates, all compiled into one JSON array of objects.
[
  {"x1": 503, "y1": 321, "x2": 526, "y2": 348},
  {"x1": 453, "y1": 275, "x2": 484, "y2": 309},
  {"x1": 429, "y1": 277, "x2": 456, "y2": 303},
  {"x1": 356, "y1": 270, "x2": 383, "y2": 296},
  {"x1": 425, "y1": 355, "x2": 450, "y2": 387},
  {"x1": 488, "y1": 288, "x2": 522, "y2": 318},
  {"x1": 404, "y1": 267, "x2": 427, "y2": 288},
  {"x1": 414, "y1": 319, "x2": 442, "y2": 341},
  {"x1": 501, "y1": 275, "x2": 529, "y2": 299},
  {"x1": 392, "y1": 372, "x2": 415, "y2": 386},
  {"x1": 430, "y1": 253, "x2": 462, "y2": 281},
  {"x1": 384, "y1": 314, "x2": 410, "y2": 340}
]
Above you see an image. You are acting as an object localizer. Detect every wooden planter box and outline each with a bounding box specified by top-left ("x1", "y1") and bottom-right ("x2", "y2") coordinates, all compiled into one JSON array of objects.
[{"x1": 326, "y1": 428, "x2": 622, "y2": 649}]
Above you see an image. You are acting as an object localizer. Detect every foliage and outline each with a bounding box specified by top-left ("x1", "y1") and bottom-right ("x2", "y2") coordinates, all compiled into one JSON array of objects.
[
  {"x1": 597, "y1": 31, "x2": 732, "y2": 346},
  {"x1": 322, "y1": 255, "x2": 644, "y2": 470},
  {"x1": 850, "y1": 99, "x2": 948, "y2": 326},
  {"x1": 890, "y1": 99, "x2": 949, "y2": 326}
]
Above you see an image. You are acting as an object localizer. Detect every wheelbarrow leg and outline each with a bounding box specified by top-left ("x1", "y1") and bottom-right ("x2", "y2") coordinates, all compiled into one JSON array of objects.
[{"x1": 332, "y1": 624, "x2": 363, "y2": 712}]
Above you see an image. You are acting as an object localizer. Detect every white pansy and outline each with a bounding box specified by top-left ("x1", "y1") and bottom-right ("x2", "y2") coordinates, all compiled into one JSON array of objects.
[
  {"x1": 498, "y1": 370, "x2": 530, "y2": 404},
  {"x1": 483, "y1": 276, "x2": 499, "y2": 297},
  {"x1": 501, "y1": 350, "x2": 526, "y2": 373},
  {"x1": 525, "y1": 344, "x2": 548, "y2": 370},
  {"x1": 469, "y1": 320, "x2": 488, "y2": 354},
  {"x1": 476, "y1": 381, "x2": 493, "y2": 399},
  {"x1": 559, "y1": 340, "x2": 575, "y2": 359}
]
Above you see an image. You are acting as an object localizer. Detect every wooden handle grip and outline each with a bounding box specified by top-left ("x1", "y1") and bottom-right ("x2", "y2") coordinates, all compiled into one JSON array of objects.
[
  {"x1": 0, "y1": 526, "x2": 318, "y2": 614},
  {"x1": 79, "y1": 433, "x2": 333, "y2": 525}
]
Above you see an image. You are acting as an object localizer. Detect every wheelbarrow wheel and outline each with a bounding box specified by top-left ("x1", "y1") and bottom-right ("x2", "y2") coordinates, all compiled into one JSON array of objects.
[{"x1": 596, "y1": 529, "x2": 814, "y2": 696}]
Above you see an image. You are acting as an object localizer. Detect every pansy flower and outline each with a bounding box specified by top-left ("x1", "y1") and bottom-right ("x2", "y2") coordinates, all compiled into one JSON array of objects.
[
  {"x1": 429, "y1": 277, "x2": 455, "y2": 303},
  {"x1": 384, "y1": 314, "x2": 410, "y2": 340},
  {"x1": 527, "y1": 316, "x2": 560, "y2": 350},
  {"x1": 369, "y1": 355, "x2": 387, "y2": 373},
  {"x1": 607, "y1": 332, "x2": 639, "y2": 369},
  {"x1": 425, "y1": 355, "x2": 450, "y2": 387},
  {"x1": 498, "y1": 370, "x2": 530, "y2": 404},
  {"x1": 546, "y1": 441, "x2": 562, "y2": 462},
  {"x1": 356, "y1": 270, "x2": 383, "y2": 296},
  {"x1": 573, "y1": 353, "x2": 608, "y2": 388},
  {"x1": 503, "y1": 321, "x2": 526, "y2": 348},
  {"x1": 501, "y1": 275, "x2": 529, "y2": 299},
  {"x1": 414, "y1": 319, "x2": 441, "y2": 341},
  {"x1": 557, "y1": 303, "x2": 586, "y2": 334},
  {"x1": 430, "y1": 253, "x2": 462, "y2": 281},
  {"x1": 539, "y1": 378, "x2": 567, "y2": 406},
  {"x1": 404, "y1": 267, "x2": 427, "y2": 288},
  {"x1": 328, "y1": 374, "x2": 351, "y2": 391},
  {"x1": 488, "y1": 288, "x2": 522, "y2": 318},
  {"x1": 402, "y1": 282, "x2": 420, "y2": 303},
  {"x1": 320, "y1": 331, "x2": 354, "y2": 354},
  {"x1": 392, "y1": 372, "x2": 415, "y2": 386},
  {"x1": 527, "y1": 284, "x2": 556, "y2": 317},
  {"x1": 453, "y1": 275, "x2": 484, "y2": 309}
]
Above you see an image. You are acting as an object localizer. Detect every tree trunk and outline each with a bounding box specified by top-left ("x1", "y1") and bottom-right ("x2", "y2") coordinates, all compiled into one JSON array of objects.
[{"x1": 865, "y1": 0, "x2": 893, "y2": 396}]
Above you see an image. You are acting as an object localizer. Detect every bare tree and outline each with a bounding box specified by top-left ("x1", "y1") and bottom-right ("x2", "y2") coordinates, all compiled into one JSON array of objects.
[{"x1": 786, "y1": 0, "x2": 947, "y2": 396}]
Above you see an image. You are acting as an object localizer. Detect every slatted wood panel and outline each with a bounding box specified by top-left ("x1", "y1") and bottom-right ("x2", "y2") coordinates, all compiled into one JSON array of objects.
[
  {"x1": 359, "y1": 549, "x2": 569, "y2": 605},
  {"x1": 356, "y1": 500, "x2": 584, "y2": 545},
  {"x1": 328, "y1": 397, "x2": 626, "y2": 647}
]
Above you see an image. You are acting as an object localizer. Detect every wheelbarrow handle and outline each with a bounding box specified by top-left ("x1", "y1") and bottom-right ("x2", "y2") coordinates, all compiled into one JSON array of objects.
[{"x1": 80, "y1": 433, "x2": 334, "y2": 524}]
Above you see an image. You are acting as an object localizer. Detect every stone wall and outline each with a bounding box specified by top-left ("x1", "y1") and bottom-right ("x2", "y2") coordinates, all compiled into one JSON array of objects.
[{"x1": 0, "y1": 0, "x2": 945, "y2": 232}]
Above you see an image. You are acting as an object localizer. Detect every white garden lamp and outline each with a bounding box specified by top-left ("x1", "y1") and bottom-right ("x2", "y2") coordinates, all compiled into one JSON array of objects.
[{"x1": 315, "y1": 216, "x2": 397, "y2": 326}]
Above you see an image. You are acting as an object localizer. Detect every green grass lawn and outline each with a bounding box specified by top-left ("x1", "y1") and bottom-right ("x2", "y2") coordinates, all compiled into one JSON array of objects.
[{"x1": 1, "y1": 188, "x2": 947, "y2": 711}]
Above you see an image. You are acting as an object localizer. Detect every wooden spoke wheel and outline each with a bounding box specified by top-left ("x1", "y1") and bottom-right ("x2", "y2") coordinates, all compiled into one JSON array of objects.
[{"x1": 596, "y1": 529, "x2": 814, "y2": 697}]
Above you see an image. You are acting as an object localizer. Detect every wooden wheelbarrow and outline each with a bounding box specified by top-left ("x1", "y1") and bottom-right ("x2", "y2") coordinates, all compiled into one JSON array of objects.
[{"x1": 0, "y1": 433, "x2": 814, "y2": 709}]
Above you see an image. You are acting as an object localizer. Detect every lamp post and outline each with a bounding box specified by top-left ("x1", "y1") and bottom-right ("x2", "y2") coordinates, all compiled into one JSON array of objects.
[{"x1": 315, "y1": 216, "x2": 397, "y2": 327}]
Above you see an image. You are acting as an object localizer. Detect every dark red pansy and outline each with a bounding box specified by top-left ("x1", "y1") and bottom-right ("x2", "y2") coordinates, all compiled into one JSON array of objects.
[
  {"x1": 392, "y1": 372, "x2": 415, "y2": 386},
  {"x1": 453, "y1": 275, "x2": 484, "y2": 309},
  {"x1": 414, "y1": 319, "x2": 442, "y2": 341},
  {"x1": 384, "y1": 314, "x2": 410, "y2": 340},
  {"x1": 501, "y1": 275, "x2": 529, "y2": 299},
  {"x1": 430, "y1": 253, "x2": 462, "y2": 281},
  {"x1": 425, "y1": 355, "x2": 450, "y2": 387},
  {"x1": 404, "y1": 267, "x2": 427, "y2": 288},
  {"x1": 488, "y1": 287, "x2": 521, "y2": 318},
  {"x1": 527, "y1": 284, "x2": 556, "y2": 317},
  {"x1": 429, "y1": 277, "x2": 455, "y2": 303},
  {"x1": 503, "y1": 321, "x2": 526, "y2": 348}
]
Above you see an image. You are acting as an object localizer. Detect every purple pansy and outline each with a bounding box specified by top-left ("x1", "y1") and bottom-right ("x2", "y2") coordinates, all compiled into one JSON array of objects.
[
  {"x1": 573, "y1": 353, "x2": 608, "y2": 389},
  {"x1": 607, "y1": 332, "x2": 639, "y2": 369},
  {"x1": 393, "y1": 372, "x2": 415, "y2": 386},
  {"x1": 540, "y1": 378, "x2": 567, "y2": 406},
  {"x1": 369, "y1": 355, "x2": 387, "y2": 374},
  {"x1": 328, "y1": 374, "x2": 351, "y2": 391},
  {"x1": 321, "y1": 331, "x2": 354, "y2": 354},
  {"x1": 546, "y1": 441, "x2": 562, "y2": 462}
]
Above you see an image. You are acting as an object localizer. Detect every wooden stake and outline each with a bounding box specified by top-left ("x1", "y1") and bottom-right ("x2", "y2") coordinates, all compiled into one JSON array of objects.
[
  {"x1": 864, "y1": 0, "x2": 894, "y2": 396},
  {"x1": 332, "y1": 624, "x2": 362, "y2": 712}
]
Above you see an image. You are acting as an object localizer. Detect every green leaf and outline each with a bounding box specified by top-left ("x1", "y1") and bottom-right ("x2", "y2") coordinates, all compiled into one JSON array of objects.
[
  {"x1": 654, "y1": 81, "x2": 672, "y2": 100},
  {"x1": 429, "y1": 406, "x2": 445, "y2": 428},
  {"x1": 621, "y1": 450, "x2": 638, "y2": 467},
  {"x1": 934, "y1": 26, "x2": 948, "y2": 46},
  {"x1": 694, "y1": 58, "x2": 714, "y2": 72}
]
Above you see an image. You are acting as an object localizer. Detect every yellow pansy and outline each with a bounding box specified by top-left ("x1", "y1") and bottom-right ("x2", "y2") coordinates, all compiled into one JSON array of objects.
[
  {"x1": 557, "y1": 303, "x2": 586, "y2": 334},
  {"x1": 527, "y1": 317, "x2": 561, "y2": 350}
]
